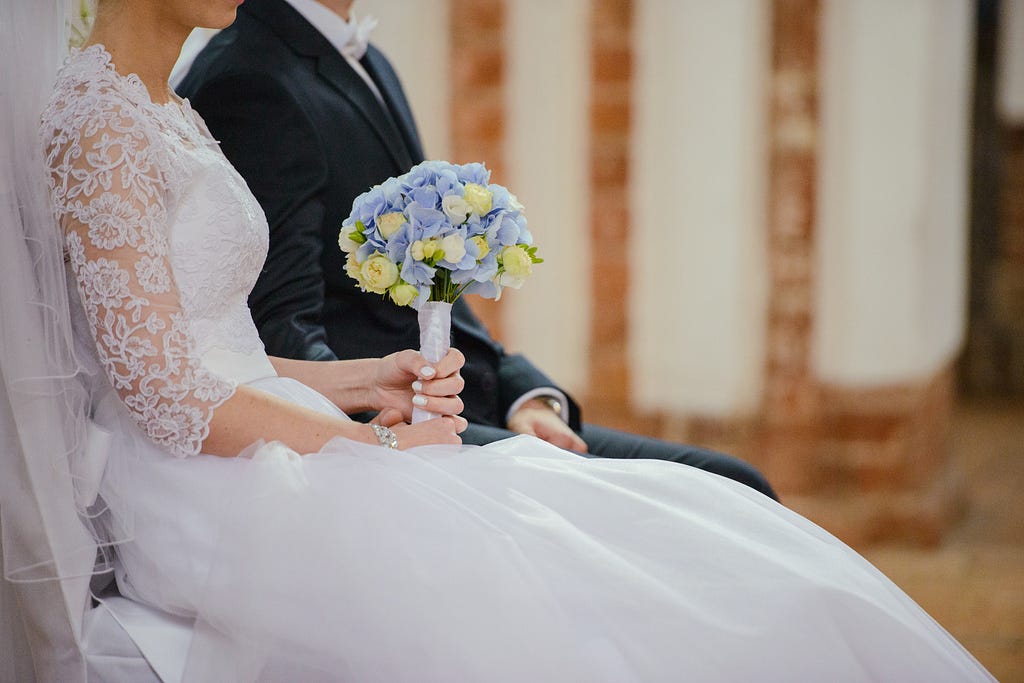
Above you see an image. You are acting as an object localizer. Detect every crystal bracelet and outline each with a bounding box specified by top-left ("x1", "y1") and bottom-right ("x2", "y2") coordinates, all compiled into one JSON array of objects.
[{"x1": 371, "y1": 423, "x2": 399, "y2": 449}]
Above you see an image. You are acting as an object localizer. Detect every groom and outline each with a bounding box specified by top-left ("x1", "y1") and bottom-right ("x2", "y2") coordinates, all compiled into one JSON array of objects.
[{"x1": 177, "y1": 0, "x2": 776, "y2": 499}]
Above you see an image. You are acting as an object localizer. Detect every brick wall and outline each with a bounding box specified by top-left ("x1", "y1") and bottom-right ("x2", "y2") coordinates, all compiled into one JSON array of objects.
[
  {"x1": 672, "y1": 0, "x2": 962, "y2": 546},
  {"x1": 584, "y1": 0, "x2": 642, "y2": 430},
  {"x1": 450, "y1": 0, "x2": 507, "y2": 339},
  {"x1": 448, "y1": 0, "x2": 965, "y2": 547},
  {"x1": 760, "y1": 0, "x2": 822, "y2": 494}
]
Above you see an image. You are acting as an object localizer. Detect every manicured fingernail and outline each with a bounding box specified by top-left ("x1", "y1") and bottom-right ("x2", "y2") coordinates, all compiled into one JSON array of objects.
[
  {"x1": 420, "y1": 366, "x2": 436, "y2": 378},
  {"x1": 412, "y1": 395, "x2": 428, "y2": 406},
  {"x1": 411, "y1": 380, "x2": 423, "y2": 392}
]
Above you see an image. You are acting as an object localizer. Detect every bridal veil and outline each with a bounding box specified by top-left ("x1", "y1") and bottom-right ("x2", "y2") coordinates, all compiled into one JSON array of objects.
[{"x1": 0, "y1": 1, "x2": 130, "y2": 679}]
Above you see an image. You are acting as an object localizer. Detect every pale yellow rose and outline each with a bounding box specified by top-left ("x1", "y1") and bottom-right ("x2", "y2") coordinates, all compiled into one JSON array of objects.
[
  {"x1": 463, "y1": 183, "x2": 493, "y2": 216},
  {"x1": 440, "y1": 234, "x2": 466, "y2": 263},
  {"x1": 338, "y1": 227, "x2": 361, "y2": 253},
  {"x1": 344, "y1": 252, "x2": 362, "y2": 284},
  {"x1": 470, "y1": 235, "x2": 490, "y2": 260},
  {"x1": 411, "y1": 238, "x2": 440, "y2": 262},
  {"x1": 359, "y1": 253, "x2": 399, "y2": 293},
  {"x1": 498, "y1": 245, "x2": 532, "y2": 289},
  {"x1": 389, "y1": 281, "x2": 419, "y2": 307},
  {"x1": 377, "y1": 212, "x2": 406, "y2": 240},
  {"x1": 508, "y1": 193, "x2": 525, "y2": 213},
  {"x1": 500, "y1": 245, "x2": 532, "y2": 278}
]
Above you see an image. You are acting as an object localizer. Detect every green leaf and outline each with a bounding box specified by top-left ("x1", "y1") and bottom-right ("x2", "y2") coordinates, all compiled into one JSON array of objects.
[{"x1": 349, "y1": 220, "x2": 368, "y2": 244}]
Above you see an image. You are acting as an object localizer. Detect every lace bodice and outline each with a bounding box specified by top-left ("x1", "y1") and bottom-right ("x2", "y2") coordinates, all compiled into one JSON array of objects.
[{"x1": 42, "y1": 45, "x2": 272, "y2": 457}]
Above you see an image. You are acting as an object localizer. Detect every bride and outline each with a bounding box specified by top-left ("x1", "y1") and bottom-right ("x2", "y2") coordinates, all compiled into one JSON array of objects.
[{"x1": 4, "y1": 0, "x2": 995, "y2": 680}]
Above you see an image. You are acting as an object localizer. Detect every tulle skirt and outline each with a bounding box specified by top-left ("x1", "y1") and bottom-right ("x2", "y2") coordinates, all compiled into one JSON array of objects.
[{"x1": 99, "y1": 377, "x2": 993, "y2": 682}]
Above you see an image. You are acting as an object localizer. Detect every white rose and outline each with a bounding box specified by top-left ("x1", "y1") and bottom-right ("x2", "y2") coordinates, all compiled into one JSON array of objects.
[
  {"x1": 440, "y1": 234, "x2": 466, "y2": 263},
  {"x1": 441, "y1": 194, "x2": 472, "y2": 225},
  {"x1": 508, "y1": 193, "x2": 525, "y2": 213}
]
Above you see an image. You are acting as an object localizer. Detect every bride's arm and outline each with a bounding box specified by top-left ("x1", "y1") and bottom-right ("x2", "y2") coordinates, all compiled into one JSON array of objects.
[
  {"x1": 268, "y1": 351, "x2": 465, "y2": 420},
  {"x1": 203, "y1": 383, "x2": 463, "y2": 456},
  {"x1": 46, "y1": 86, "x2": 462, "y2": 458}
]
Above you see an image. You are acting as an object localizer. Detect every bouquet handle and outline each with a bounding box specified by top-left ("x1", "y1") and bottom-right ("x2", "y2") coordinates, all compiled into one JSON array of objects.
[{"x1": 411, "y1": 301, "x2": 453, "y2": 424}]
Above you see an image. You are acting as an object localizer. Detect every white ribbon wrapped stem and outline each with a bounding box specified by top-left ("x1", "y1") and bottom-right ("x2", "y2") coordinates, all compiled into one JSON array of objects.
[{"x1": 411, "y1": 301, "x2": 452, "y2": 424}]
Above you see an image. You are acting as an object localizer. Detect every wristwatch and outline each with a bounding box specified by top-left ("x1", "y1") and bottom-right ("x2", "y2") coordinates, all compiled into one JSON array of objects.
[
  {"x1": 371, "y1": 424, "x2": 399, "y2": 449},
  {"x1": 537, "y1": 395, "x2": 563, "y2": 417}
]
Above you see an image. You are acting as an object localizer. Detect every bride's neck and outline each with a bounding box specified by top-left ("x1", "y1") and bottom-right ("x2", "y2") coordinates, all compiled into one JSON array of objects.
[{"x1": 86, "y1": 5, "x2": 192, "y2": 104}]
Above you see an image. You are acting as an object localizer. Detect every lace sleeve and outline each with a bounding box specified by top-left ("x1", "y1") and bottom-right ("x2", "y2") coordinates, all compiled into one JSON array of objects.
[{"x1": 45, "y1": 87, "x2": 235, "y2": 458}]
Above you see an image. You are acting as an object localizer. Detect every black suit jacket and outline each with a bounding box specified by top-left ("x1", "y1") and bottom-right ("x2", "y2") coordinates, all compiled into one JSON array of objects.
[{"x1": 177, "y1": 0, "x2": 580, "y2": 430}]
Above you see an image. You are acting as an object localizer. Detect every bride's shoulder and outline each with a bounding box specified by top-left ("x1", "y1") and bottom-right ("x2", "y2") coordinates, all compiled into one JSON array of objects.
[
  {"x1": 40, "y1": 46, "x2": 175, "y2": 207},
  {"x1": 41, "y1": 45, "x2": 155, "y2": 141}
]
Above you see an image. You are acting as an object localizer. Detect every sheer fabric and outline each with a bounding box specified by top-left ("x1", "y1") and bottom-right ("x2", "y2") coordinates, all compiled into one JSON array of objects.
[{"x1": 1, "y1": 2, "x2": 105, "y2": 681}]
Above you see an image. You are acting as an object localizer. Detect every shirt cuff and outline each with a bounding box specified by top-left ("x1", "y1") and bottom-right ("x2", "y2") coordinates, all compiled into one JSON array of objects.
[{"x1": 506, "y1": 388, "x2": 570, "y2": 425}]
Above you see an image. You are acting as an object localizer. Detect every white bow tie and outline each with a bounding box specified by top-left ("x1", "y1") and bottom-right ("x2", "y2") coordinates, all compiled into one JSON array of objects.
[{"x1": 338, "y1": 13, "x2": 377, "y2": 61}]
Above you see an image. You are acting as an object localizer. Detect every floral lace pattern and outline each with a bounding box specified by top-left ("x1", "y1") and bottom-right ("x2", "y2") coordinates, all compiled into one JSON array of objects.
[{"x1": 41, "y1": 46, "x2": 271, "y2": 457}]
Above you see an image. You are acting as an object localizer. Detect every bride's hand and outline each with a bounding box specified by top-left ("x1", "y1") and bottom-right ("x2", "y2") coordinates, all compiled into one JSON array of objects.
[
  {"x1": 372, "y1": 348, "x2": 465, "y2": 420},
  {"x1": 371, "y1": 412, "x2": 467, "y2": 449}
]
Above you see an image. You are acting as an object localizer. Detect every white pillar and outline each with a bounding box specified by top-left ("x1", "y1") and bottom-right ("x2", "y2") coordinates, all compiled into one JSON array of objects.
[
  {"x1": 630, "y1": 0, "x2": 771, "y2": 415},
  {"x1": 815, "y1": 0, "x2": 974, "y2": 385},
  {"x1": 503, "y1": 0, "x2": 592, "y2": 394}
]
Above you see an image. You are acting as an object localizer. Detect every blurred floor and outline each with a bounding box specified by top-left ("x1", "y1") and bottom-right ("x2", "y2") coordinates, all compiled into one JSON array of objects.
[{"x1": 861, "y1": 397, "x2": 1024, "y2": 682}]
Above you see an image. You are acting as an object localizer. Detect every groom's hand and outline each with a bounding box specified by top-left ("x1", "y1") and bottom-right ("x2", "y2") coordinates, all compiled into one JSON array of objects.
[
  {"x1": 373, "y1": 348, "x2": 465, "y2": 420},
  {"x1": 507, "y1": 401, "x2": 588, "y2": 453}
]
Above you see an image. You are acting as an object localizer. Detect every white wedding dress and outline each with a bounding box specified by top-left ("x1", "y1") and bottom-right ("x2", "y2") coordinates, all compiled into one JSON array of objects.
[{"x1": 41, "y1": 45, "x2": 993, "y2": 682}]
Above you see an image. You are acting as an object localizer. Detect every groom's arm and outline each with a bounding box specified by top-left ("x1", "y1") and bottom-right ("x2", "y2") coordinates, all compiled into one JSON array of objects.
[
  {"x1": 453, "y1": 302, "x2": 582, "y2": 431},
  {"x1": 185, "y1": 72, "x2": 338, "y2": 362},
  {"x1": 499, "y1": 353, "x2": 582, "y2": 432}
]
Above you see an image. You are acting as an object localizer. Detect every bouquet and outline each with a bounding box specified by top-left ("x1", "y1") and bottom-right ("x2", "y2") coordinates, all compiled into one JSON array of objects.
[{"x1": 339, "y1": 160, "x2": 541, "y2": 422}]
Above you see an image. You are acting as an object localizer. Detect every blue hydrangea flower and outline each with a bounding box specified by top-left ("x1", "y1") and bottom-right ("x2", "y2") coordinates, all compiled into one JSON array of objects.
[{"x1": 340, "y1": 160, "x2": 537, "y2": 307}]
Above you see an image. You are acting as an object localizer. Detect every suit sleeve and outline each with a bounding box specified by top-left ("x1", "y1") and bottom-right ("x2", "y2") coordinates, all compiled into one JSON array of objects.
[
  {"x1": 187, "y1": 72, "x2": 337, "y2": 361},
  {"x1": 454, "y1": 301, "x2": 583, "y2": 430},
  {"x1": 499, "y1": 354, "x2": 582, "y2": 430}
]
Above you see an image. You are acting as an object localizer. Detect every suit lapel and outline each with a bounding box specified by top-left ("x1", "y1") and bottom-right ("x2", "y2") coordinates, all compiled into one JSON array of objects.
[
  {"x1": 362, "y1": 46, "x2": 425, "y2": 163},
  {"x1": 243, "y1": 0, "x2": 415, "y2": 172},
  {"x1": 315, "y1": 52, "x2": 415, "y2": 172}
]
